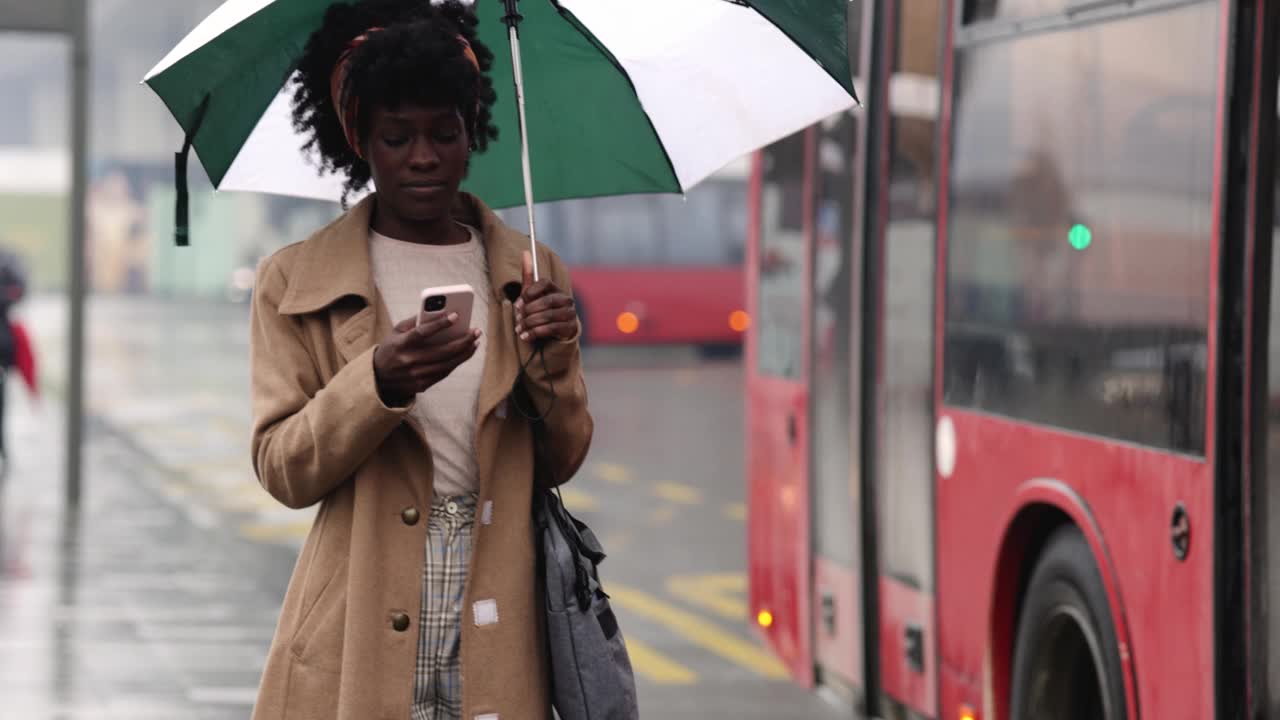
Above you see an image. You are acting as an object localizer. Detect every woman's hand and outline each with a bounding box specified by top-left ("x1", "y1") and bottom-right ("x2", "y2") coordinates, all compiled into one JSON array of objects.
[
  {"x1": 515, "y1": 251, "x2": 577, "y2": 343},
  {"x1": 373, "y1": 313, "x2": 481, "y2": 406}
]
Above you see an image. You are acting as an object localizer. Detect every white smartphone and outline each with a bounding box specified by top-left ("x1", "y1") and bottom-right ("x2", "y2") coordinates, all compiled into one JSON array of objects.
[{"x1": 418, "y1": 284, "x2": 476, "y2": 344}]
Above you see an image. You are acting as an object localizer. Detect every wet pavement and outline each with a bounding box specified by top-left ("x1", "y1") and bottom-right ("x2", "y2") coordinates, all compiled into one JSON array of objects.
[
  {"x1": 0, "y1": 404, "x2": 283, "y2": 718},
  {"x1": 0, "y1": 295, "x2": 847, "y2": 719}
]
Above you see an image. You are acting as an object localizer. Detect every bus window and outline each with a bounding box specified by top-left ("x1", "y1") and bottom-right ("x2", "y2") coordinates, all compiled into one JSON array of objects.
[
  {"x1": 812, "y1": 113, "x2": 859, "y2": 568},
  {"x1": 660, "y1": 182, "x2": 748, "y2": 265},
  {"x1": 494, "y1": 203, "x2": 576, "y2": 263},
  {"x1": 876, "y1": 0, "x2": 940, "y2": 598},
  {"x1": 963, "y1": 0, "x2": 1071, "y2": 24},
  {"x1": 584, "y1": 195, "x2": 663, "y2": 265},
  {"x1": 757, "y1": 132, "x2": 808, "y2": 380},
  {"x1": 539, "y1": 203, "x2": 583, "y2": 266},
  {"x1": 945, "y1": 2, "x2": 1218, "y2": 453},
  {"x1": 498, "y1": 177, "x2": 747, "y2": 268}
]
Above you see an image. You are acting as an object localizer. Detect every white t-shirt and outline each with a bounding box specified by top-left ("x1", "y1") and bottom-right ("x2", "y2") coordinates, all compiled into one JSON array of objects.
[{"x1": 369, "y1": 224, "x2": 491, "y2": 497}]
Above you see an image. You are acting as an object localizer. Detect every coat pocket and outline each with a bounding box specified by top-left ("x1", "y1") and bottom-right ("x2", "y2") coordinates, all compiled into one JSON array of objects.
[
  {"x1": 289, "y1": 559, "x2": 348, "y2": 674},
  {"x1": 285, "y1": 652, "x2": 341, "y2": 720}
]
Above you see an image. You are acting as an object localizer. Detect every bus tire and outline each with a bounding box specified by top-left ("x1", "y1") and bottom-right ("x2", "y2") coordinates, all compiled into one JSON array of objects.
[{"x1": 1011, "y1": 525, "x2": 1127, "y2": 720}]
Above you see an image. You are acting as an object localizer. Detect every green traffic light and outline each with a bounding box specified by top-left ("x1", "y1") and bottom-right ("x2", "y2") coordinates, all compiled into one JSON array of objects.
[{"x1": 1069, "y1": 224, "x2": 1092, "y2": 251}]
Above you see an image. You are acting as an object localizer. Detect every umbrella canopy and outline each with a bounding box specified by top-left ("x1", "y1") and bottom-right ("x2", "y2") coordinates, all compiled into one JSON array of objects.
[{"x1": 145, "y1": 0, "x2": 858, "y2": 208}]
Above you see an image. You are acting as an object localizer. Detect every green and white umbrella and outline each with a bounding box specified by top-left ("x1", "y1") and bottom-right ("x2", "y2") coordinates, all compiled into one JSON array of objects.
[{"x1": 145, "y1": 0, "x2": 858, "y2": 268}]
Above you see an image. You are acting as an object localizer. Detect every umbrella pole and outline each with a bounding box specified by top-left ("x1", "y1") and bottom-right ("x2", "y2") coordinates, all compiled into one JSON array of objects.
[{"x1": 502, "y1": 0, "x2": 540, "y2": 282}]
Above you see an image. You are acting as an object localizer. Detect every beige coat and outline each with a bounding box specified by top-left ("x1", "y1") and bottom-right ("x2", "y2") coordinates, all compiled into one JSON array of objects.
[{"x1": 248, "y1": 194, "x2": 592, "y2": 720}]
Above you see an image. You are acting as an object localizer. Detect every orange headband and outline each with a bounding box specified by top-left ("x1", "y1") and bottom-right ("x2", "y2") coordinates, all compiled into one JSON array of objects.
[{"x1": 330, "y1": 28, "x2": 482, "y2": 158}]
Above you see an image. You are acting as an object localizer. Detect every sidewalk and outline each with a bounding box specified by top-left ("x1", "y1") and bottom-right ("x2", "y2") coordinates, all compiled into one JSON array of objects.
[
  {"x1": 1, "y1": 295, "x2": 848, "y2": 720},
  {"x1": 0, "y1": 391, "x2": 289, "y2": 718}
]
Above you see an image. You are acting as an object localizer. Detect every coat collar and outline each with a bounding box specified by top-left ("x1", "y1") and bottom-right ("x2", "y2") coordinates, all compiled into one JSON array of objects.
[
  {"x1": 277, "y1": 192, "x2": 529, "y2": 316},
  {"x1": 275, "y1": 191, "x2": 531, "y2": 430}
]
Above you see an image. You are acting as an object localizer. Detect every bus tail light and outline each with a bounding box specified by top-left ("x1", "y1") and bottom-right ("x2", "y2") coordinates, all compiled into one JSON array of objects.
[
  {"x1": 616, "y1": 312, "x2": 640, "y2": 334},
  {"x1": 959, "y1": 705, "x2": 977, "y2": 720},
  {"x1": 756, "y1": 609, "x2": 774, "y2": 628},
  {"x1": 729, "y1": 310, "x2": 752, "y2": 332}
]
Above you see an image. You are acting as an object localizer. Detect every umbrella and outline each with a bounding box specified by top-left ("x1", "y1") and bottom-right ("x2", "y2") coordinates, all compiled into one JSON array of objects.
[{"x1": 144, "y1": 0, "x2": 859, "y2": 276}]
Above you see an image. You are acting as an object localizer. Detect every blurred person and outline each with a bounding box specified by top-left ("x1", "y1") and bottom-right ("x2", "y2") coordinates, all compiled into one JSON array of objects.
[
  {"x1": 0, "y1": 245, "x2": 31, "y2": 465},
  {"x1": 248, "y1": 2, "x2": 591, "y2": 720},
  {"x1": 87, "y1": 171, "x2": 147, "y2": 294}
]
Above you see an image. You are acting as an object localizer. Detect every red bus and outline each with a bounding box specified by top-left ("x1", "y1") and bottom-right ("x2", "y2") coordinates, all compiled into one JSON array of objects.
[
  {"x1": 498, "y1": 163, "x2": 749, "y2": 347},
  {"x1": 746, "y1": 1, "x2": 1280, "y2": 719}
]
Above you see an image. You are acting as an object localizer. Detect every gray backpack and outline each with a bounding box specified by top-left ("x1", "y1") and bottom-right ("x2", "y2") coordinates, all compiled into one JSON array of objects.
[
  {"x1": 519, "y1": 374, "x2": 639, "y2": 720},
  {"x1": 514, "y1": 356, "x2": 640, "y2": 717},
  {"x1": 534, "y1": 481, "x2": 639, "y2": 720}
]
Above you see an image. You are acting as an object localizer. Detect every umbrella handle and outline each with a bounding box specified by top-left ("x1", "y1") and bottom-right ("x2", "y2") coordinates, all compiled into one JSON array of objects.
[{"x1": 502, "y1": 1, "x2": 540, "y2": 282}]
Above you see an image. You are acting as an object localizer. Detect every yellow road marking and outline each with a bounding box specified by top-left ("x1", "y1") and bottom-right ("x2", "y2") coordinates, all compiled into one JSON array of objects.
[
  {"x1": 647, "y1": 505, "x2": 678, "y2": 526},
  {"x1": 161, "y1": 480, "x2": 192, "y2": 499},
  {"x1": 192, "y1": 458, "x2": 255, "y2": 475},
  {"x1": 603, "y1": 531, "x2": 632, "y2": 552},
  {"x1": 160, "y1": 478, "x2": 271, "y2": 512},
  {"x1": 560, "y1": 487, "x2": 598, "y2": 512},
  {"x1": 667, "y1": 574, "x2": 748, "y2": 623},
  {"x1": 593, "y1": 462, "x2": 633, "y2": 485},
  {"x1": 723, "y1": 503, "x2": 747, "y2": 522},
  {"x1": 653, "y1": 482, "x2": 701, "y2": 505},
  {"x1": 609, "y1": 585, "x2": 786, "y2": 679},
  {"x1": 210, "y1": 415, "x2": 247, "y2": 436},
  {"x1": 624, "y1": 637, "x2": 698, "y2": 685},
  {"x1": 145, "y1": 424, "x2": 202, "y2": 444},
  {"x1": 240, "y1": 520, "x2": 313, "y2": 542},
  {"x1": 206, "y1": 482, "x2": 280, "y2": 512}
]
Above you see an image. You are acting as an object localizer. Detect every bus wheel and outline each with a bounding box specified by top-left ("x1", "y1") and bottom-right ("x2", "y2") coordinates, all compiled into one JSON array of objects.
[{"x1": 1011, "y1": 525, "x2": 1126, "y2": 720}]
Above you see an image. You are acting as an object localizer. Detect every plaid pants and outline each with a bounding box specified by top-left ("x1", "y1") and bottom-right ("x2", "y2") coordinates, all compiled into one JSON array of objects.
[{"x1": 411, "y1": 494, "x2": 477, "y2": 720}]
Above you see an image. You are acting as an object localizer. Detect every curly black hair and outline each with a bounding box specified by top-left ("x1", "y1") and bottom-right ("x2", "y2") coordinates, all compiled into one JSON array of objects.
[{"x1": 292, "y1": 0, "x2": 499, "y2": 204}]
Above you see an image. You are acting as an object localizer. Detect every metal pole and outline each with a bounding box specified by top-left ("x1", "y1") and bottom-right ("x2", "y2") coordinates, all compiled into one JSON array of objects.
[
  {"x1": 501, "y1": 0, "x2": 539, "y2": 282},
  {"x1": 66, "y1": 0, "x2": 88, "y2": 509}
]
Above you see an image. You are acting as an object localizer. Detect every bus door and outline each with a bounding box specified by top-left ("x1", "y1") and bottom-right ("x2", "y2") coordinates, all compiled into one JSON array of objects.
[
  {"x1": 1245, "y1": 2, "x2": 1280, "y2": 717},
  {"x1": 808, "y1": 0, "x2": 875, "y2": 704},
  {"x1": 865, "y1": 0, "x2": 945, "y2": 717},
  {"x1": 747, "y1": 128, "x2": 815, "y2": 684}
]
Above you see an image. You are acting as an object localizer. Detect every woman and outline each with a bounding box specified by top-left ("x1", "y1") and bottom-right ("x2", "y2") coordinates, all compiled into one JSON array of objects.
[{"x1": 248, "y1": 2, "x2": 592, "y2": 719}]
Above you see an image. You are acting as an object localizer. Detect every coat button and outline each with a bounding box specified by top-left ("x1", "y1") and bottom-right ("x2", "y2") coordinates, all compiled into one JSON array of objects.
[
  {"x1": 391, "y1": 612, "x2": 411, "y2": 632},
  {"x1": 401, "y1": 507, "x2": 420, "y2": 526}
]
